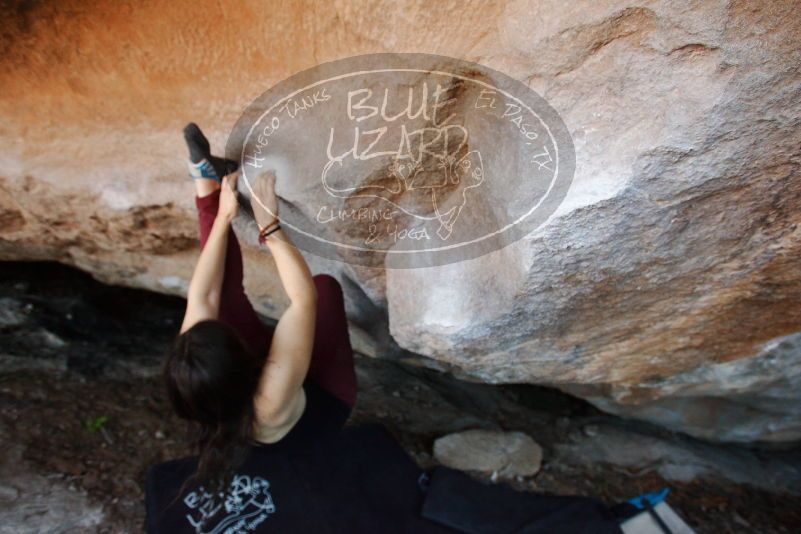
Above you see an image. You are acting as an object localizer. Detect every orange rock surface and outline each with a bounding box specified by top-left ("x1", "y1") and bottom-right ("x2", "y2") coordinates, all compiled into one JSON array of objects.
[{"x1": 2, "y1": 0, "x2": 800, "y2": 442}]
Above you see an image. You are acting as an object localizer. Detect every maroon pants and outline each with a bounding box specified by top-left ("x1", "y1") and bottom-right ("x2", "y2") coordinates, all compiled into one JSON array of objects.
[{"x1": 195, "y1": 189, "x2": 357, "y2": 407}]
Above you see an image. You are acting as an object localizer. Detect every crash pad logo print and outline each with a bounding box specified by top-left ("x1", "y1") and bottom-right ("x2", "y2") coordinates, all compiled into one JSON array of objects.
[
  {"x1": 183, "y1": 475, "x2": 275, "y2": 534},
  {"x1": 228, "y1": 53, "x2": 575, "y2": 268}
]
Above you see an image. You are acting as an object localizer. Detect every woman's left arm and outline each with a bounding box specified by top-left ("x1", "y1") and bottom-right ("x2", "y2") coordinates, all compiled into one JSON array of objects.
[{"x1": 180, "y1": 172, "x2": 240, "y2": 333}]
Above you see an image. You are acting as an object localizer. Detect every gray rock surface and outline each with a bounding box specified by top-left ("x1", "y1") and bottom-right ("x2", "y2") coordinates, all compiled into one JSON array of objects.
[
  {"x1": 0, "y1": 425, "x2": 105, "y2": 534},
  {"x1": 3, "y1": 261, "x2": 797, "y2": 532},
  {"x1": 553, "y1": 421, "x2": 801, "y2": 495},
  {"x1": 433, "y1": 429, "x2": 543, "y2": 477}
]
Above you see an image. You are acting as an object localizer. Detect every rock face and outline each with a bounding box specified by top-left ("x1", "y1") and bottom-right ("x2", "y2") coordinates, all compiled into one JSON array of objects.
[
  {"x1": 1, "y1": 1, "x2": 800, "y2": 442},
  {"x1": 433, "y1": 430, "x2": 543, "y2": 478}
]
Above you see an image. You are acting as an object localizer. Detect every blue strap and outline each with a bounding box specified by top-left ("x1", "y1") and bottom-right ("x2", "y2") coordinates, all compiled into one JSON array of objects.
[
  {"x1": 628, "y1": 488, "x2": 670, "y2": 510},
  {"x1": 197, "y1": 160, "x2": 219, "y2": 180},
  {"x1": 188, "y1": 159, "x2": 221, "y2": 183}
]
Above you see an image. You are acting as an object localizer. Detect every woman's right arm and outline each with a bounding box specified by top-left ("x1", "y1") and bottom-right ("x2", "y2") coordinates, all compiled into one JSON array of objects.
[{"x1": 251, "y1": 172, "x2": 317, "y2": 423}]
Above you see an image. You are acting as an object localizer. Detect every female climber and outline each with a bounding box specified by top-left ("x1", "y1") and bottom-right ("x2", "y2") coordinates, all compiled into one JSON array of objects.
[{"x1": 163, "y1": 123, "x2": 358, "y2": 495}]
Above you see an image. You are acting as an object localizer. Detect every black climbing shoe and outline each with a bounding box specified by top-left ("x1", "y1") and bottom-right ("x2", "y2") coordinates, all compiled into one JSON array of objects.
[{"x1": 183, "y1": 122, "x2": 238, "y2": 182}]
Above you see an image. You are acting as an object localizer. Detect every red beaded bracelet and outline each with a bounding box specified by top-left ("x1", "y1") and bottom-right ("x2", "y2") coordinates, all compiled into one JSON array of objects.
[
  {"x1": 258, "y1": 224, "x2": 281, "y2": 245},
  {"x1": 258, "y1": 218, "x2": 279, "y2": 236}
]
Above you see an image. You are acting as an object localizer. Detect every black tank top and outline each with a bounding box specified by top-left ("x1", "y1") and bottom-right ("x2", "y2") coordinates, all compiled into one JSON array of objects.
[
  {"x1": 146, "y1": 381, "x2": 448, "y2": 533},
  {"x1": 249, "y1": 380, "x2": 351, "y2": 453}
]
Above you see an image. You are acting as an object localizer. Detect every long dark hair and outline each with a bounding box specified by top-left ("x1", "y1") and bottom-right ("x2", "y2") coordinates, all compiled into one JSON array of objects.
[{"x1": 163, "y1": 319, "x2": 264, "y2": 496}]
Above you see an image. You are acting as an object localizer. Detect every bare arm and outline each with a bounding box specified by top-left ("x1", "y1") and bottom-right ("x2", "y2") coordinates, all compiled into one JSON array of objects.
[
  {"x1": 179, "y1": 173, "x2": 240, "y2": 333},
  {"x1": 252, "y1": 172, "x2": 317, "y2": 423}
]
